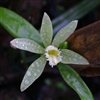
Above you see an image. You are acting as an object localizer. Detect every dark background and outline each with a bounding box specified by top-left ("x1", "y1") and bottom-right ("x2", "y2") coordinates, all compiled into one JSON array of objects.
[{"x1": 0, "y1": 0, "x2": 100, "y2": 100}]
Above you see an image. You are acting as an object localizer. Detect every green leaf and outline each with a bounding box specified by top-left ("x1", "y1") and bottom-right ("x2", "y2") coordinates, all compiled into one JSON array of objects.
[
  {"x1": 59, "y1": 42, "x2": 68, "y2": 49},
  {"x1": 0, "y1": 7, "x2": 43, "y2": 46},
  {"x1": 10, "y1": 38, "x2": 45, "y2": 54},
  {"x1": 53, "y1": 0, "x2": 100, "y2": 34},
  {"x1": 52, "y1": 20, "x2": 78, "y2": 47},
  {"x1": 61, "y1": 49, "x2": 89, "y2": 65},
  {"x1": 21, "y1": 55, "x2": 46, "y2": 91},
  {"x1": 40, "y1": 12, "x2": 53, "y2": 47},
  {"x1": 57, "y1": 63, "x2": 94, "y2": 100}
]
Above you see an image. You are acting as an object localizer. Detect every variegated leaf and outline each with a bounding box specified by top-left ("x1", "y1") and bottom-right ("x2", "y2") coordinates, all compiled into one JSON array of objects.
[
  {"x1": 10, "y1": 38, "x2": 45, "y2": 54},
  {"x1": 57, "y1": 63, "x2": 94, "y2": 100},
  {"x1": 52, "y1": 20, "x2": 78, "y2": 47},
  {"x1": 0, "y1": 7, "x2": 43, "y2": 46},
  {"x1": 40, "y1": 12, "x2": 53, "y2": 47},
  {"x1": 61, "y1": 49, "x2": 89, "y2": 65},
  {"x1": 20, "y1": 55, "x2": 46, "y2": 91}
]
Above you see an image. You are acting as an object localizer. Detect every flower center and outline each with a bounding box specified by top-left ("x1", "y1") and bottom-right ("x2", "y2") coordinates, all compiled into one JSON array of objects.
[
  {"x1": 45, "y1": 45, "x2": 62, "y2": 67},
  {"x1": 48, "y1": 50, "x2": 58, "y2": 56}
]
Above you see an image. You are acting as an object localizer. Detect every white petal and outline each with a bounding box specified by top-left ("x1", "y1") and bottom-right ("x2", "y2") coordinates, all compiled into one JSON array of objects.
[
  {"x1": 52, "y1": 20, "x2": 78, "y2": 47},
  {"x1": 10, "y1": 38, "x2": 45, "y2": 54},
  {"x1": 40, "y1": 12, "x2": 53, "y2": 47},
  {"x1": 20, "y1": 55, "x2": 46, "y2": 91},
  {"x1": 61, "y1": 49, "x2": 89, "y2": 65}
]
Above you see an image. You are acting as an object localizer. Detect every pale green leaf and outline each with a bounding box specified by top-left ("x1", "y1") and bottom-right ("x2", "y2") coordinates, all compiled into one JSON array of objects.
[
  {"x1": 20, "y1": 55, "x2": 46, "y2": 91},
  {"x1": 52, "y1": 20, "x2": 78, "y2": 47},
  {"x1": 40, "y1": 12, "x2": 53, "y2": 47},
  {"x1": 57, "y1": 63, "x2": 94, "y2": 100},
  {"x1": 10, "y1": 38, "x2": 45, "y2": 54},
  {"x1": 61, "y1": 49, "x2": 89, "y2": 65}
]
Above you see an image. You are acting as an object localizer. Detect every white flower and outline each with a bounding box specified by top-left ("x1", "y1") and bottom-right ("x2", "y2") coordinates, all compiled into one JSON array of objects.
[
  {"x1": 45, "y1": 45, "x2": 62, "y2": 67},
  {"x1": 10, "y1": 12, "x2": 89, "y2": 91}
]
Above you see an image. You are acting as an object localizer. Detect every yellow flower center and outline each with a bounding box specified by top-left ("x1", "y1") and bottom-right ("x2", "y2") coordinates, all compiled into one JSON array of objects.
[
  {"x1": 45, "y1": 45, "x2": 62, "y2": 67},
  {"x1": 48, "y1": 50, "x2": 59, "y2": 56}
]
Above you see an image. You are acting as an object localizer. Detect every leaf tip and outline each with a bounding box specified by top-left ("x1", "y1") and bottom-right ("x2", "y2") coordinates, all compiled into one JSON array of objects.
[
  {"x1": 10, "y1": 38, "x2": 18, "y2": 44},
  {"x1": 44, "y1": 12, "x2": 47, "y2": 16},
  {"x1": 10, "y1": 39, "x2": 13, "y2": 44},
  {"x1": 86, "y1": 61, "x2": 90, "y2": 65},
  {"x1": 44, "y1": 12, "x2": 50, "y2": 19},
  {"x1": 81, "y1": 58, "x2": 90, "y2": 65},
  {"x1": 20, "y1": 83, "x2": 25, "y2": 92},
  {"x1": 74, "y1": 20, "x2": 78, "y2": 24},
  {"x1": 10, "y1": 39, "x2": 17, "y2": 49},
  {"x1": 20, "y1": 80, "x2": 28, "y2": 92},
  {"x1": 81, "y1": 57, "x2": 90, "y2": 65}
]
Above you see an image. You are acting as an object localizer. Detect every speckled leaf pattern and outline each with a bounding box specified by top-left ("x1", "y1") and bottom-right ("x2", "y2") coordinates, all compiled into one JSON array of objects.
[
  {"x1": 52, "y1": 20, "x2": 78, "y2": 47},
  {"x1": 0, "y1": 7, "x2": 43, "y2": 46},
  {"x1": 57, "y1": 63, "x2": 94, "y2": 100},
  {"x1": 20, "y1": 55, "x2": 46, "y2": 91},
  {"x1": 10, "y1": 38, "x2": 45, "y2": 54},
  {"x1": 61, "y1": 49, "x2": 89, "y2": 65},
  {"x1": 40, "y1": 13, "x2": 53, "y2": 47}
]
